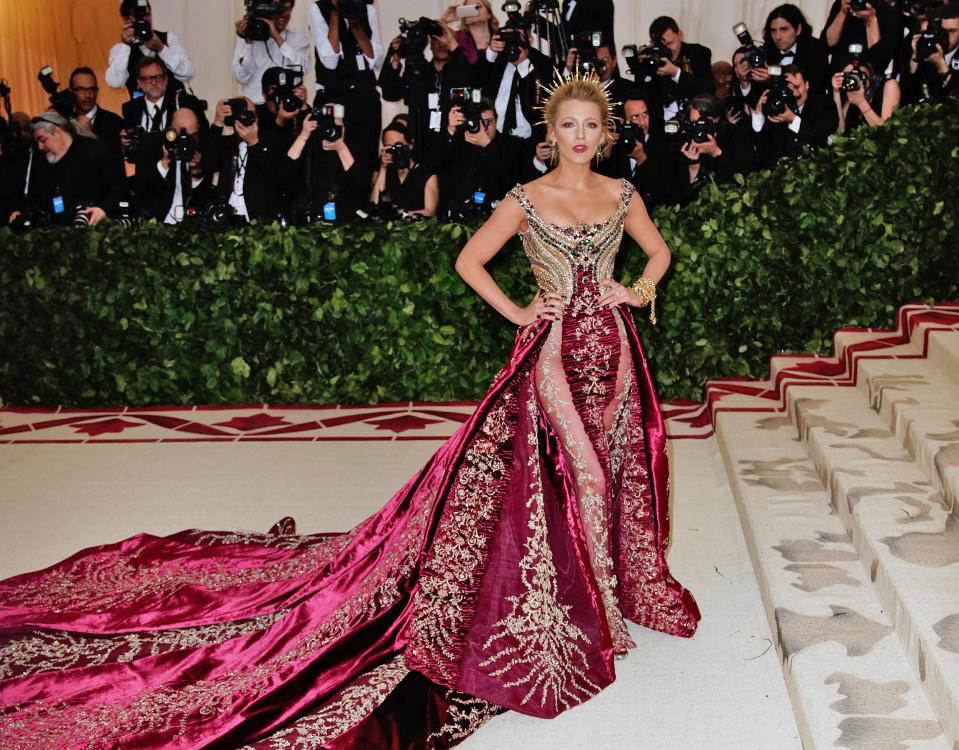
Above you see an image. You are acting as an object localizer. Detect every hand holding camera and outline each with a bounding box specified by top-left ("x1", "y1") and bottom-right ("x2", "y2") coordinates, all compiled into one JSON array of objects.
[{"x1": 447, "y1": 105, "x2": 466, "y2": 135}]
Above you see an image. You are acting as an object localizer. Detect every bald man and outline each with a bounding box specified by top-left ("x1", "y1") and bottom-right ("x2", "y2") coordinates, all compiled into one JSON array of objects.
[{"x1": 132, "y1": 107, "x2": 212, "y2": 222}]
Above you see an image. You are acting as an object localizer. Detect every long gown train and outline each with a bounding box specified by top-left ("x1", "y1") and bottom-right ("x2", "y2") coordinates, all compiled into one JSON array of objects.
[{"x1": 0, "y1": 178, "x2": 700, "y2": 749}]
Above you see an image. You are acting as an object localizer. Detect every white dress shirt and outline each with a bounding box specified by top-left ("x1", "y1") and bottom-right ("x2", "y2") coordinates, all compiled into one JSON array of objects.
[
  {"x1": 231, "y1": 29, "x2": 312, "y2": 104},
  {"x1": 227, "y1": 142, "x2": 251, "y2": 220},
  {"x1": 141, "y1": 96, "x2": 168, "y2": 132},
  {"x1": 309, "y1": 3, "x2": 384, "y2": 88},
  {"x1": 752, "y1": 100, "x2": 805, "y2": 133},
  {"x1": 157, "y1": 160, "x2": 205, "y2": 224},
  {"x1": 779, "y1": 43, "x2": 798, "y2": 66},
  {"x1": 105, "y1": 32, "x2": 194, "y2": 90},
  {"x1": 488, "y1": 50, "x2": 534, "y2": 139}
]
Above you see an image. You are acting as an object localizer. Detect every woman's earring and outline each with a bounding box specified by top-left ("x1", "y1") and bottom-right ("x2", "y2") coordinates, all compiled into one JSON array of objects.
[{"x1": 550, "y1": 140, "x2": 558, "y2": 162}]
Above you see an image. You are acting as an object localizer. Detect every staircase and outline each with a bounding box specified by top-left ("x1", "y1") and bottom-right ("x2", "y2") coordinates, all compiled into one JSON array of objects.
[{"x1": 682, "y1": 304, "x2": 959, "y2": 749}]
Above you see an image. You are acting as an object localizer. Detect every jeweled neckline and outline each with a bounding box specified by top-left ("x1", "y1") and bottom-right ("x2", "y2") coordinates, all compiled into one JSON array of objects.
[{"x1": 518, "y1": 184, "x2": 621, "y2": 233}]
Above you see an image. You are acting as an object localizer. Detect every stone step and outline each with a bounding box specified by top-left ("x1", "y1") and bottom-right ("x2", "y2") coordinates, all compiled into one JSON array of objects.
[
  {"x1": 856, "y1": 346, "x2": 959, "y2": 517},
  {"x1": 789, "y1": 387, "x2": 959, "y2": 745},
  {"x1": 929, "y1": 329, "x2": 959, "y2": 389},
  {"x1": 714, "y1": 408, "x2": 949, "y2": 749}
]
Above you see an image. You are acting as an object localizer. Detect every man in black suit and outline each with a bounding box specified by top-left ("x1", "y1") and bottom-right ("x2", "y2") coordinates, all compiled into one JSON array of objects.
[
  {"x1": 635, "y1": 16, "x2": 714, "y2": 121},
  {"x1": 901, "y1": 6, "x2": 959, "y2": 103},
  {"x1": 204, "y1": 98, "x2": 283, "y2": 222},
  {"x1": 761, "y1": 4, "x2": 830, "y2": 95},
  {"x1": 677, "y1": 94, "x2": 757, "y2": 199},
  {"x1": 132, "y1": 107, "x2": 212, "y2": 223},
  {"x1": 472, "y1": 26, "x2": 553, "y2": 181},
  {"x1": 561, "y1": 0, "x2": 615, "y2": 52},
  {"x1": 751, "y1": 64, "x2": 839, "y2": 168},
  {"x1": 615, "y1": 93, "x2": 683, "y2": 209},
  {"x1": 121, "y1": 58, "x2": 208, "y2": 145},
  {"x1": 727, "y1": 47, "x2": 767, "y2": 128},
  {"x1": 10, "y1": 112, "x2": 127, "y2": 226},
  {"x1": 69, "y1": 68, "x2": 124, "y2": 148}
]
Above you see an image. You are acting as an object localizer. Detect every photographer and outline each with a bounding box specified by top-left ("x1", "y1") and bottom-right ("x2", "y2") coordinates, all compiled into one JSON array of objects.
[
  {"x1": 310, "y1": 0, "x2": 385, "y2": 172},
  {"x1": 69, "y1": 68, "x2": 124, "y2": 148},
  {"x1": 564, "y1": 42, "x2": 632, "y2": 112},
  {"x1": 283, "y1": 102, "x2": 372, "y2": 222},
  {"x1": 370, "y1": 121, "x2": 439, "y2": 217},
  {"x1": 472, "y1": 24, "x2": 552, "y2": 178},
  {"x1": 822, "y1": 0, "x2": 902, "y2": 75},
  {"x1": 830, "y1": 59, "x2": 900, "y2": 132},
  {"x1": 233, "y1": 0, "x2": 311, "y2": 105},
  {"x1": 438, "y1": 97, "x2": 515, "y2": 216},
  {"x1": 106, "y1": 0, "x2": 194, "y2": 97},
  {"x1": 760, "y1": 5, "x2": 830, "y2": 95},
  {"x1": 752, "y1": 64, "x2": 839, "y2": 168},
  {"x1": 378, "y1": 19, "x2": 475, "y2": 170},
  {"x1": 677, "y1": 94, "x2": 757, "y2": 198},
  {"x1": 617, "y1": 93, "x2": 682, "y2": 209},
  {"x1": 132, "y1": 108, "x2": 211, "y2": 223},
  {"x1": 901, "y1": 6, "x2": 959, "y2": 102},
  {"x1": 0, "y1": 114, "x2": 31, "y2": 228},
  {"x1": 10, "y1": 112, "x2": 126, "y2": 227},
  {"x1": 633, "y1": 17, "x2": 714, "y2": 122},
  {"x1": 727, "y1": 47, "x2": 767, "y2": 126},
  {"x1": 439, "y1": 0, "x2": 500, "y2": 64},
  {"x1": 561, "y1": 0, "x2": 615, "y2": 53},
  {"x1": 202, "y1": 98, "x2": 282, "y2": 223},
  {"x1": 121, "y1": 59, "x2": 208, "y2": 138},
  {"x1": 256, "y1": 67, "x2": 310, "y2": 148}
]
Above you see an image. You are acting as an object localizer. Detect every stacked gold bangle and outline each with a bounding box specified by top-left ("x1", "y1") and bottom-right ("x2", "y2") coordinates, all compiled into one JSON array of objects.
[{"x1": 630, "y1": 276, "x2": 658, "y2": 325}]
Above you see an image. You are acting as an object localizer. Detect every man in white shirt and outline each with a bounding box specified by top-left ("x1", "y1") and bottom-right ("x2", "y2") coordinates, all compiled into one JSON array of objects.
[
  {"x1": 233, "y1": 1, "x2": 311, "y2": 105},
  {"x1": 105, "y1": 0, "x2": 194, "y2": 97}
]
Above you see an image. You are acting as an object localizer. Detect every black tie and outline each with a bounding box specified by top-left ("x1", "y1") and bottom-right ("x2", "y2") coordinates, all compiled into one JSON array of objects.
[
  {"x1": 149, "y1": 104, "x2": 161, "y2": 132},
  {"x1": 503, "y1": 69, "x2": 521, "y2": 135}
]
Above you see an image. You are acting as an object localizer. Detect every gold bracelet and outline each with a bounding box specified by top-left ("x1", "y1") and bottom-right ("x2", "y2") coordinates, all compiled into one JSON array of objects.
[{"x1": 630, "y1": 276, "x2": 658, "y2": 325}]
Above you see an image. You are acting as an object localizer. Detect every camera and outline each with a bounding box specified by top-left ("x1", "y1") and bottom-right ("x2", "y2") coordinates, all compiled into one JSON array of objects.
[
  {"x1": 570, "y1": 31, "x2": 606, "y2": 76},
  {"x1": 9, "y1": 207, "x2": 51, "y2": 233},
  {"x1": 183, "y1": 199, "x2": 241, "y2": 228},
  {"x1": 309, "y1": 103, "x2": 345, "y2": 141},
  {"x1": 623, "y1": 42, "x2": 670, "y2": 77},
  {"x1": 163, "y1": 127, "x2": 199, "y2": 162},
  {"x1": 850, "y1": 0, "x2": 872, "y2": 11},
  {"x1": 916, "y1": 18, "x2": 950, "y2": 59},
  {"x1": 336, "y1": 0, "x2": 370, "y2": 22},
  {"x1": 37, "y1": 66, "x2": 77, "y2": 119},
  {"x1": 386, "y1": 142, "x2": 411, "y2": 169},
  {"x1": 122, "y1": 125, "x2": 145, "y2": 162},
  {"x1": 224, "y1": 97, "x2": 256, "y2": 127},
  {"x1": 450, "y1": 87, "x2": 484, "y2": 134},
  {"x1": 762, "y1": 65, "x2": 797, "y2": 117},
  {"x1": 732, "y1": 23, "x2": 767, "y2": 69},
  {"x1": 841, "y1": 44, "x2": 867, "y2": 91},
  {"x1": 497, "y1": 28, "x2": 528, "y2": 63},
  {"x1": 269, "y1": 68, "x2": 304, "y2": 114},
  {"x1": 242, "y1": 0, "x2": 286, "y2": 43},
  {"x1": 130, "y1": 0, "x2": 152, "y2": 43},
  {"x1": 396, "y1": 16, "x2": 443, "y2": 59},
  {"x1": 679, "y1": 117, "x2": 718, "y2": 145},
  {"x1": 618, "y1": 122, "x2": 643, "y2": 152},
  {"x1": 901, "y1": 0, "x2": 943, "y2": 18}
]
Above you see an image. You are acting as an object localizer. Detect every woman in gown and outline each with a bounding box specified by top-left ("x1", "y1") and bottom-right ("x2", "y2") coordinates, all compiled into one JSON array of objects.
[{"x1": 0, "y1": 71, "x2": 700, "y2": 749}]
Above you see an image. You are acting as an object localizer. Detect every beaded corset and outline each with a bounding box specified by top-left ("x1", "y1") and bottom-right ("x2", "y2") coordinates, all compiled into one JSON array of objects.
[{"x1": 508, "y1": 178, "x2": 636, "y2": 303}]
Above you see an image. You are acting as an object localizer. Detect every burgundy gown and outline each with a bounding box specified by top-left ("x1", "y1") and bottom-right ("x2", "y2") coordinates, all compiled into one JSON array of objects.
[{"x1": 0, "y1": 178, "x2": 700, "y2": 749}]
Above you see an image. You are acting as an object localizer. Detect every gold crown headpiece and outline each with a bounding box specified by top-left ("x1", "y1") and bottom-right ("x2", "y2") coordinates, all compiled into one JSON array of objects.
[{"x1": 534, "y1": 64, "x2": 621, "y2": 129}]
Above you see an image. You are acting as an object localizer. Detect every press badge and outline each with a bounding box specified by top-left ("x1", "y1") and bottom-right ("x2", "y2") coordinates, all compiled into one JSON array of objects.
[
  {"x1": 429, "y1": 110, "x2": 442, "y2": 130},
  {"x1": 52, "y1": 195, "x2": 65, "y2": 214},
  {"x1": 323, "y1": 201, "x2": 337, "y2": 221},
  {"x1": 427, "y1": 92, "x2": 440, "y2": 110},
  {"x1": 473, "y1": 191, "x2": 486, "y2": 205}
]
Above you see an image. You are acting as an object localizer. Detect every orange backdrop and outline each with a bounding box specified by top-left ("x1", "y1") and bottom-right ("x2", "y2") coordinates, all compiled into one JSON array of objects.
[{"x1": 0, "y1": 0, "x2": 128, "y2": 119}]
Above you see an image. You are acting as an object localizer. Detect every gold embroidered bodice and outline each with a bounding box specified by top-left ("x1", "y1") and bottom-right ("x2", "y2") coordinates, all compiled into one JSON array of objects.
[{"x1": 508, "y1": 178, "x2": 636, "y2": 303}]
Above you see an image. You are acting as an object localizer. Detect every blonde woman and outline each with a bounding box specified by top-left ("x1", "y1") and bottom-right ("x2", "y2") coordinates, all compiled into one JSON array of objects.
[
  {"x1": 441, "y1": 0, "x2": 500, "y2": 63},
  {"x1": 0, "y1": 71, "x2": 699, "y2": 749}
]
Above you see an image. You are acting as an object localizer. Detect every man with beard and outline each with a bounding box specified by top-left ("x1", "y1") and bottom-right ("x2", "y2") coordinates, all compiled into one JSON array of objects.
[{"x1": 8, "y1": 112, "x2": 126, "y2": 226}]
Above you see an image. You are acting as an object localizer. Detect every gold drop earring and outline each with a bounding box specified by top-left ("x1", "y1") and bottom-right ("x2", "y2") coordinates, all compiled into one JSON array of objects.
[{"x1": 550, "y1": 140, "x2": 558, "y2": 162}]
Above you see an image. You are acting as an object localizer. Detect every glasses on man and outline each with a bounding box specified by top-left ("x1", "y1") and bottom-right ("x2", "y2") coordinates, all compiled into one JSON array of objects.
[{"x1": 138, "y1": 74, "x2": 166, "y2": 84}]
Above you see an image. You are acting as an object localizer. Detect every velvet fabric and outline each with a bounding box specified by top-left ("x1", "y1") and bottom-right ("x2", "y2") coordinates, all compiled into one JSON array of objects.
[{"x1": 0, "y1": 183, "x2": 700, "y2": 747}]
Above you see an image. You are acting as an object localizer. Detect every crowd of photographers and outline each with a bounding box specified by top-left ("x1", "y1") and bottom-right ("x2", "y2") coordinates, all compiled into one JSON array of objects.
[{"x1": 0, "y1": 0, "x2": 956, "y2": 230}]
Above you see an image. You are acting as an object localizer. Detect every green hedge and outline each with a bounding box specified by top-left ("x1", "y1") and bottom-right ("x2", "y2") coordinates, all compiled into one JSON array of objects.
[{"x1": 1, "y1": 99, "x2": 957, "y2": 406}]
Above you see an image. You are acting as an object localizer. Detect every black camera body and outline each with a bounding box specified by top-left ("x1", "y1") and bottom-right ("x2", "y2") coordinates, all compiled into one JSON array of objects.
[
  {"x1": 184, "y1": 199, "x2": 241, "y2": 228},
  {"x1": 336, "y1": 0, "x2": 370, "y2": 23},
  {"x1": 732, "y1": 23, "x2": 767, "y2": 69},
  {"x1": 679, "y1": 117, "x2": 718, "y2": 145},
  {"x1": 626, "y1": 42, "x2": 669, "y2": 76},
  {"x1": 901, "y1": 0, "x2": 943, "y2": 18},
  {"x1": 570, "y1": 31, "x2": 606, "y2": 76},
  {"x1": 450, "y1": 87, "x2": 484, "y2": 134},
  {"x1": 763, "y1": 67, "x2": 798, "y2": 117},
  {"x1": 917, "y1": 20, "x2": 950, "y2": 60},
  {"x1": 850, "y1": 0, "x2": 873, "y2": 11},
  {"x1": 164, "y1": 127, "x2": 199, "y2": 162},
  {"x1": 123, "y1": 124, "x2": 145, "y2": 163},
  {"x1": 131, "y1": 0, "x2": 152, "y2": 42},
  {"x1": 498, "y1": 27, "x2": 528, "y2": 63},
  {"x1": 397, "y1": 16, "x2": 443, "y2": 59},
  {"x1": 243, "y1": 0, "x2": 286, "y2": 42},
  {"x1": 9, "y1": 207, "x2": 52, "y2": 233},
  {"x1": 841, "y1": 44, "x2": 867, "y2": 91},
  {"x1": 224, "y1": 98, "x2": 256, "y2": 127},
  {"x1": 618, "y1": 122, "x2": 643, "y2": 152},
  {"x1": 387, "y1": 142, "x2": 411, "y2": 169},
  {"x1": 37, "y1": 66, "x2": 77, "y2": 119},
  {"x1": 309, "y1": 102, "x2": 345, "y2": 141},
  {"x1": 270, "y1": 68, "x2": 304, "y2": 113}
]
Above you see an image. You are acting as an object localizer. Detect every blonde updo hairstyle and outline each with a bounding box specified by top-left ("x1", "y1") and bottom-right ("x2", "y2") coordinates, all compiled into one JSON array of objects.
[{"x1": 540, "y1": 74, "x2": 617, "y2": 166}]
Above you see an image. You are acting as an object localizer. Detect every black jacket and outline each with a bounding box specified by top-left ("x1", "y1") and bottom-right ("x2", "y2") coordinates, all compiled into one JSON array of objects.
[
  {"x1": 121, "y1": 89, "x2": 209, "y2": 134},
  {"x1": 471, "y1": 48, "x2": 553, "y2": 142},
  {"x1": 131, "y1": 131, "x2": 213, "y2": 221},
  {"x1": 24, "y1": 135, "x2": 127, "y2": 223},
  {"x1": 767, "y1": 35, "x2": 830, "y2": 96},
  {"x1": 437, "y1": 130, "x2": 515, "y2": 210},
  {"x1": 280, "y1": 135, "x2": 373, "y2": 222},
  {"x1": 755, "y1": 93, "x2": 839, "y2": 168},
  {"x1": 89, "y1": 108, "x2": 125, "y2": 147},
  {"x1": 562, "y1": 0, "x2": 616, "y2": 50},
  {"x1": 635, "y1": 42, "x2": 714, "y2": 116},
  {"x1": 204, "y1": 126, "x2": 283, "y2": 221}
]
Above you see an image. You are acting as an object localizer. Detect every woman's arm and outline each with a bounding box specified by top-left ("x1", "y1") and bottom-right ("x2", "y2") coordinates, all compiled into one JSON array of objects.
[
  {"x1": 455, "y1": 196, "x2": 561, "y2": 325},
  {"x1": 880, "y1": 78, "x2": 900, "y2": 121},
  {"x1": 408, "y1": 174, "x2": 439, "y2": 217}
]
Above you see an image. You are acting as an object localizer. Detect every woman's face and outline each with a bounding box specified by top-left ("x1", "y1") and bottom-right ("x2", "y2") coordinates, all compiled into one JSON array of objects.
[
  {"x1": 464, "y1": 1, "x2": 491, "y2": 23},
  {"x1": 549, "y1": 99, "x2": 605, "y2": 165}
]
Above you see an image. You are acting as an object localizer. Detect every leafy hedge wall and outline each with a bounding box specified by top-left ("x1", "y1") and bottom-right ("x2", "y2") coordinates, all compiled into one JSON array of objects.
[{"x1": 1, "y1": 99, "x2": 957, "y2": 406}]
